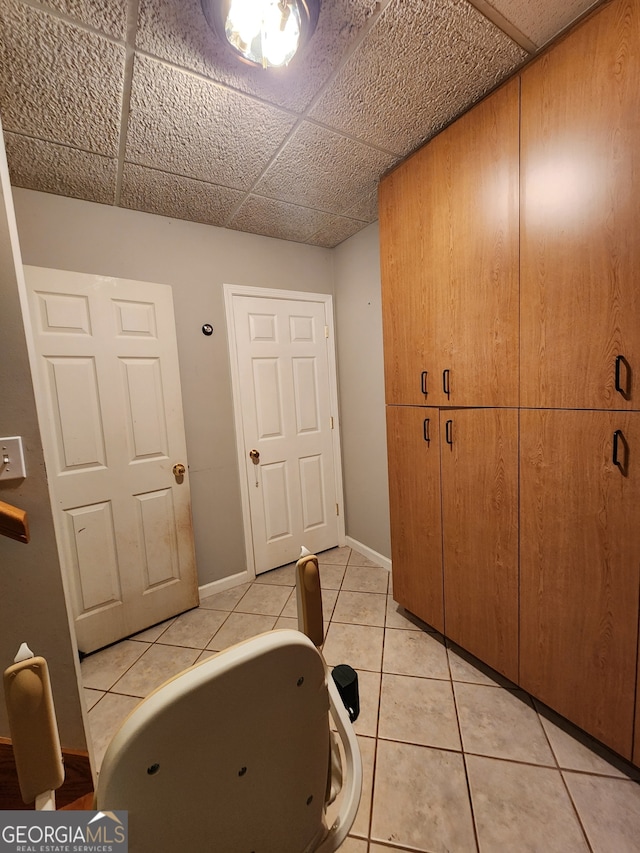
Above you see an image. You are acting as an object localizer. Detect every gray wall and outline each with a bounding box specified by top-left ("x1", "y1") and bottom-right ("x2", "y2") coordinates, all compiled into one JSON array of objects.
[
  {"x1": 2, "y1": 181, "x2": 391, "y2": 750},
  {"x1": 13, "y1": 189, "x2": 336, "y2": 587},
  {"x1": 13, "y1": 189, "x2": 392, "y2": 588},
  {"x1": 334, "y1": 222, "x2": 390, "y2": 560},
  {"x1": 0, "y1": 158, "x2": 86, "y2": 746}
]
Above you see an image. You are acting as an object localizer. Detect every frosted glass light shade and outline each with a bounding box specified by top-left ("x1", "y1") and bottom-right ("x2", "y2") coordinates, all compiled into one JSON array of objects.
[{"x1": 202, "y1": 0, "x2": 320, "y2": 69}]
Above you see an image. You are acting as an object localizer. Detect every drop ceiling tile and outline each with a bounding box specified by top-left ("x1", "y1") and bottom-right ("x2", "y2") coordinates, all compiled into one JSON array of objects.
[
  {"x1": 308, "y1": 215, "x2": 369, "y2": 248},
  {"x1": 121, "y1": 164, "x2": 246, "y2": 226},
  {"x1": 228, "y1": 195, "x2": 330, "y2": 243},
  {"x1": 345, "y1": 188, "x2": 379, "y2": 223},
  {"x1": 36, "y1": 0, "x2": 128, "y2": 39},
  {"x1": 126, "y1": 55, "x2": 297, "y2": 190},
  {"x1": 253, "y1": 121, "x2": 396, "y2": 216},
  {"x1": 0, "y1": 0, "x2": 596, "y2": 246},
  {"x1": 310, "y1": 0, "x2": 528, "y2": 157},
  {"x1": 136, "y1": 0, "x2": 384, "y2": 112},
  {"x1": 5, "y1": 133, "x2": 117, "y2": 203},
  {"x1": 0, "y1": 2, "x2": 125, "y2": 155},
  {"x1": 476, "y1": 0, "x2": 599, "y2": 48}
]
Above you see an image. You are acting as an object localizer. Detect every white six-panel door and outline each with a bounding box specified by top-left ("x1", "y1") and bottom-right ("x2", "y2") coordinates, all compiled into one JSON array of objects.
[
  {"x1": 228, "y1": 289, "x2": 343, "y2": 574},
  {"x1": 24, "y1": 267, "x2": 199, "y2": 653}
]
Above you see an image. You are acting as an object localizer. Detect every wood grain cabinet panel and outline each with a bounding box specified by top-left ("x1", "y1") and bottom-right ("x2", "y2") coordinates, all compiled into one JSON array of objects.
[
  {"x1": 431, "y1": 78, "x2": 520, "y2": 408},
  {"x1": 380, "y1": 78, "x2": 519, "y2": 408},
  {"x1": 379, "y1": 153, "x2": 437, "y2": 406},
  {"x1": 386, "y1": 405, "x2": 444, "y2": 631},
  {"x1": 386, "y1": 406, "x2": 519, "y2": 677},
  {"x1": 441, "y1": 408, "x2": 519, "y2": 682},
  {"x1": 520, "y1": 409, "x2": 640, "y2": 758},
  {"x1": 381, "y1": 0, "x2": 640, "y2": 765},
  {"x1": 520, "y1": 0, "x2": 640, "y2": 410}
]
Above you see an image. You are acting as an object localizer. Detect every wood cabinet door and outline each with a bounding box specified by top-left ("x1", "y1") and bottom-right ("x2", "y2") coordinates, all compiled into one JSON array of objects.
[
  {"x1": 386, "y1": 405, "x2": 444, "y2": 632},
  {"x1": 520, "y1": 409, "x2": 640, "y2": 758},
  {"x1": 441, "y1": 408, "x2": 519, "y2": 681},
  {"x1": 520, "y1": 0, "x2": 640, "y2": 409},
  {"x1": 380, "y1": 154, "x2": 433, "y2": 406},
  {"x1": 380, "y1": 78, "x2": 519, "y2": 408},
  {"x1": 431, "y1": 78, "x2": 520, "y2": 408}
]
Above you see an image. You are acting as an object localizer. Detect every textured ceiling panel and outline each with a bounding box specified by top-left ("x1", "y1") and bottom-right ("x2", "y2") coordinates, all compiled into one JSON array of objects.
[
  {"x1": 230, "y1": 195, "x2": 368, "y2": 247},
  {"x1": 477, "y1": 0, "x2": 599, "y2": 48},
  {"x1": 344, "y1": 190, "x2": 379, "y2": 223},
  {"x1": 36, "y1": 0, "x2": 128, "y2": 39},
  {"x1": 121, "y1": 164, "x2": 246, "y2": 226},
  {"x1": 126, "y1": 55, "x2": 298, "y2": 189},
  {"x1": 229, "y1": 195, "x2": 334, "y2": 242},
  {"x1": 254, "y1": 121, "x2": 398, "y2": 215},
  {"x1": 307, "y1": 214, "x2": 371, "y2": 248},
  {"x1": 0, "y1": 0, "x2": 604, "y2": 246},
  {"x1": 136, "y1": 0, "x2": 384, "y2": 112},
  {"x1": 4, "y1": 134, "x2": 117, "y2": 204},
  {"x1": 311, "y1": 0, "x2": 527, "y2": 156},
  {"x1": 0, "y1": 1, "x2": 125, "y2": 155}
]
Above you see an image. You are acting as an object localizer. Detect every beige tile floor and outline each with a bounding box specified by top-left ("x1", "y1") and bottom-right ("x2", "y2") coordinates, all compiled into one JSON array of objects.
[{"x1": 82, "y1": 546, "x2": 640, "y2": 852}]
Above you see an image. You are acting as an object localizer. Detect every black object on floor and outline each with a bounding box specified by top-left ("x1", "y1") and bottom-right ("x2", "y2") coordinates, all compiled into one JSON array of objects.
[{"x1": 332, "y1": 665, "x2": 359, "y2": 722}]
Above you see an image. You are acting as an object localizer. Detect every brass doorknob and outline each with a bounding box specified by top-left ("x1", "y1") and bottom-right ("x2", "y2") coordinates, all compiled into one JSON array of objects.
[
  {"x1": 249, "y1": 449, "x2": 260, "y2": 464},
  {"x1": 173, "y1": 463, "x2": 186, "y2": 478}
]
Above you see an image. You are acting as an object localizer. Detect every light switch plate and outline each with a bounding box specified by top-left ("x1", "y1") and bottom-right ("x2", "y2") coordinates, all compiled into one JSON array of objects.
[{"x1": 0, "y1": 436, "x2": 26, "y2": 480}]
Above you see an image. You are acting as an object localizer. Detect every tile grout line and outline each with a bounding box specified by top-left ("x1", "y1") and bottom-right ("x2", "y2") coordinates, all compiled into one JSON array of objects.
[
  {"x1": 360, "y1": 569, "x2": 387, "y2": 848},
  {"x1": 555, "y1": 759, "x2": 596, "y2": 852},
  {"x1": 99, "y1": 637, "x2": 157, "y2": 695},
  {"x1": 85, "y1": 548, "x2": 636, "y2": 851},
  {"x1": 327, "y1": 548, "x2": 380, "y2": 848},
  {"x1": 448, "y1": 636, "x2": 481, "y2": 853}
]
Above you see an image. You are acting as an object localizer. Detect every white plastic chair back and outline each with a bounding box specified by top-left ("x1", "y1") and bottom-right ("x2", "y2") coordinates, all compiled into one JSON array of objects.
[{"x1": 95, "y1": 629, "x2": 361, "y2": 852}]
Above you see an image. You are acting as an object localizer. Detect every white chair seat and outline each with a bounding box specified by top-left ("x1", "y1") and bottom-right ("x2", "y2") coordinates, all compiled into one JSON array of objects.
[{"x1": 95, "y1": 629, "x2": 361, "y2": 852}]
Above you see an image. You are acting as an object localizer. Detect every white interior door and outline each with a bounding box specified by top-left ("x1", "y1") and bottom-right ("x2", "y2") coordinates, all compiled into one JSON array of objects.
[
  {"x1": 227, "y1": 288, "x2": 343, "y2": 574},
  {"x1": 24, "y1": 266, "x2": 199, "y2": 654}
]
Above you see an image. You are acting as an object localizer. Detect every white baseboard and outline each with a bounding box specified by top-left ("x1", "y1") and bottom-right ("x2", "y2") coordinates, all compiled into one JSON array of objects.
[
  {"x1": 198, "y1": 540, "x2": 391, "y2": 599},
  {"x1": 344, "y1": 536, "x2": 391, "y2": 573},
  {"x1": 198, "y1": 569, "x2": 251, "y2": 600}
]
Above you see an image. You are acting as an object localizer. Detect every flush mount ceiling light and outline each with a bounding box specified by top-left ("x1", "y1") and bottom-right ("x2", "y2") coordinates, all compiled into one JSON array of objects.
[{"x1": 202, "y1": 0, "x2": 320, "y2": 69}]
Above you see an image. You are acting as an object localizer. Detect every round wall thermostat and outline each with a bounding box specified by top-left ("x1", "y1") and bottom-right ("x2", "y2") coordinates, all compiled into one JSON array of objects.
[{"x1": 202, "y1": 324, "x2": 214, "y2": 336}]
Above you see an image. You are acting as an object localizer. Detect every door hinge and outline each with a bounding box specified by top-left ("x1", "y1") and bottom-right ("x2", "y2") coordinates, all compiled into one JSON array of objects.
[
  {"x1": 325, "y1": 325, "x2": 329, "y2": 338},
  {"x1": 330, "y1": 416, "x2": 334, "y2": 429},
  {"x1": 336, "y1": 503, "x2": 340, "y2": 516}
]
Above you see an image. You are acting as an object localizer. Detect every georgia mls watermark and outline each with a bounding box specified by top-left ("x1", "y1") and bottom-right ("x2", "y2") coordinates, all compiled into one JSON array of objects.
[{"x1": 0, "y1": 811, "x2": 128, "y2": 853}]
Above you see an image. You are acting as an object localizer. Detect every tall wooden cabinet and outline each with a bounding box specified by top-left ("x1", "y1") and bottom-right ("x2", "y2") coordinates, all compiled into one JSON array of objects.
[
  {"x1": 441, "y1": 408, "x2": 519, "y2": 682},
  {"x1": 520, "y1": 410, "x2": 640, "y2": 757},
  {"x1": 520, "y1": 0, "x2": 640, "y2": 411},
  {"x1": 380, "y1": 77, "x2": 519, "y2": 408},
  {"x1": 518, "y1": 0, "x2": 640, "y2": 758},
  {"x1": 430, "y1": 80, "x2": 519, "y2": 409},
  {"x1": 386, "y1": 405, "x2": 444, "y2": 632},
  {"x1": 379, "y1": 154, "x2": 431, "y2": 406},
  {"x1": 386, "y1": 405, "x2": 519, "y2": 682},
  {"x1": 381, "y1": 0, "x2": 640, "y2": 762},
  {"x1": 381, "y1": 76, "x2": 520, "y2": 683}
]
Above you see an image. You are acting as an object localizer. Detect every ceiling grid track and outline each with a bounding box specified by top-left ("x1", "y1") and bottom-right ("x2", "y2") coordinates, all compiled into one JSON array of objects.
[
  {"x1": 0, "y1": 0, "x2": 605, "y2": 246},
  {"x1": 114, "y1": 0, "x2": 141, "y2": 206}
]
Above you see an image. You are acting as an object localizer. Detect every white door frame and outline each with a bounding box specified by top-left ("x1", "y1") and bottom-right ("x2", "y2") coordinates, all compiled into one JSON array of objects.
[{"x1": 224, "y1": 283, "x2": 345, "y2": 579}]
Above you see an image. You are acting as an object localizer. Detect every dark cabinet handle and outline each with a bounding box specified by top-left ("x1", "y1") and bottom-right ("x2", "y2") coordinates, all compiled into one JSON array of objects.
[
  {"x1": 445, "y1": 419, "x2": 453, "y2": 446},
  {"x1": 615, "y1": 356, "x2": 623, "y2": 393},
  {"x1": 613, "y1": 429, "x2": 629, "y2": 475},
  {"x1": 423, "y1": 418, "x2": 430, "y2": 445},
  {"x1": 615, "y1": 355, "x2": 631, "y2": 400},
  {"x1": 443, "y1": 369, "x2": 450, "y2": 399},
  {"x1": 421, "y1": 370, "x2": 428, "y2": 396}
]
